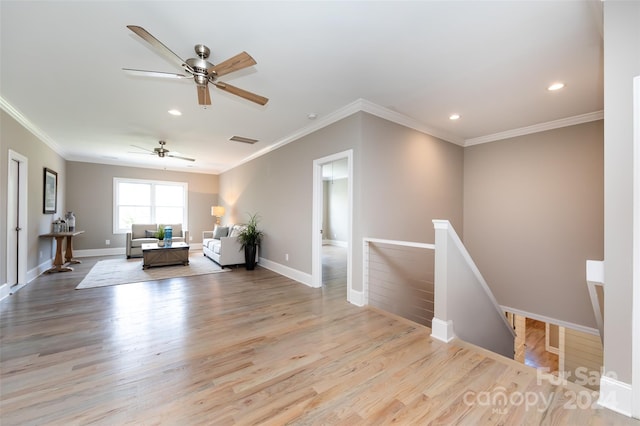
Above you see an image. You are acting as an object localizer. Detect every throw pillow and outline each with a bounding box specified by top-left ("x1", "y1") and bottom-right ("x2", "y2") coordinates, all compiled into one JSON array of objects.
[
  {"x1": 213, "y1": 225, "x2": 229, "y2": 239},
  {"x1": 145, "y1": 230, "x2": 157, "y2": 238},
  {"x1": 229, "y1": 224, "x2": 246, "y2": 238}
]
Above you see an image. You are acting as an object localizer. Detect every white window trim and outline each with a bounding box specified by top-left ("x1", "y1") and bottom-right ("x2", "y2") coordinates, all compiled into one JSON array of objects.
[{"x1": 113, "y1": 177, "x2": 188, "y2": 234}]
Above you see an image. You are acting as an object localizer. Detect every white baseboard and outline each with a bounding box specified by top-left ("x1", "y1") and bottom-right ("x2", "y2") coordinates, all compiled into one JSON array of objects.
[
  {"x1": 75, "y1": 247, "x2": 125, "y2": 257},
  {"x1": 431, "y1": 318, "x2": 455, "y2": 343},
  {"x1": 257, "y1": 258, "x2": 314, "y2": 288},
  {"x1": 29, "y1": 259, "x2": 52, "y2": 282},
  {"x1": 599, "y1": 375, "x2": 633, "y2": 417},
  {"x1": 9, "y1": 282, "x2": 28, "y2": 294},
  {"x1": 0, "y1": 261, "x2": 49, "y2": 299},
  {"x1": 0, "y1": 283, "x2": 10, "y2": 302},
  {"x1": 348, "y1": 288, "x2": 364, "y2": 306}
]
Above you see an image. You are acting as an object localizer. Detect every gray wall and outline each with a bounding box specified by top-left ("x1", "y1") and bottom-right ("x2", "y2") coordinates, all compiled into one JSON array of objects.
[
  {"x1": 603, "y1": 0, "x2": 639, "y2": 384},
  {"x1": 360, "y1": 113, "x2": 464, "y2": 242},
  {"x1": 219, "y1": 112, "x2": 464, "y2": 292},
  {"x1": 66, "y1": 162, "x2": 219, "y2": 250},
  {"x1": 1, "y1": 110, "x2": 67, "y2": 279},
  {"x1": 464, "y1": 121, "x2": 604, "y2": 328},
  {"x1": 219, "y1": 113, "x2": 363, "y2": 271},
  {"x1": 0, "y1": 109, "x2": 219, "y2": 288},
  {"x1": 324, "y1": 178, "x2": 348, "y2": 242}
]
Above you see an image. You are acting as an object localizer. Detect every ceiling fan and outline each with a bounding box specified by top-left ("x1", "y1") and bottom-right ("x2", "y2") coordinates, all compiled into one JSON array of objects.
[
  {"x1": 123, "y1": 25, "x2": 268, "y2": 106},
  {"x1": 131, "y1": 140, "x2": 195, "y2": 162}
]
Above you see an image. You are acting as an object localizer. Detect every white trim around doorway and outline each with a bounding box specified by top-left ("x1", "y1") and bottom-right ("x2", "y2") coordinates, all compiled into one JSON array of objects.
[
  {"x1": 631, "y1": 75, "x2": 640, "y2": 419},
  {"x1": 312, "y1": 150, "x2": 353, "y2": 302},
  {"x1": 3, "y1": 150, "x2": 29, "y2": 301}
]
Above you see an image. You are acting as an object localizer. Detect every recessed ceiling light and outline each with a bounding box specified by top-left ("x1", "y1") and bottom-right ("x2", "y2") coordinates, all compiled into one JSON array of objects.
[
  {"x1": 547, "y1": 83, "x2": 565, "y2": 91},
  {"x1": 449, "y1": 113, "x2": 461, "y2": 120},
  {"x1": 168, "y1": 109, "x2": 182, "y2": 116}
]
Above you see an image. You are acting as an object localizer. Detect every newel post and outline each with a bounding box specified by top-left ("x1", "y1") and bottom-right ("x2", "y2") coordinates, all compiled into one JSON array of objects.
[{"x1": 431, "y1": 220, "x2": 455, "y2": 343}]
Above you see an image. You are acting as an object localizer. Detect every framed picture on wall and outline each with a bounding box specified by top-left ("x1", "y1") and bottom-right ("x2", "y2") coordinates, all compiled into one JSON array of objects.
[{"x1": 43, "y1": 167, "x2": 57, "y2": 214}]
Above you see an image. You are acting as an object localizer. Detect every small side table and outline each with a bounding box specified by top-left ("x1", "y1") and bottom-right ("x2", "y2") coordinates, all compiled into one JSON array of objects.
[{"x1": 39, "y1": 230, "x2": 85, "y2": 273}]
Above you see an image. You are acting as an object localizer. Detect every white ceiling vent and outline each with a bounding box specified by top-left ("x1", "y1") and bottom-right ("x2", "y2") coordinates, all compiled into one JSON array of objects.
[{"x1": 229, "y1": 136, "x2": 259, "y2": 144}]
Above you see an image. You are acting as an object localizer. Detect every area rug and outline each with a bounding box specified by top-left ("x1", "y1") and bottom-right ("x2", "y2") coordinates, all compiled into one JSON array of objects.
[{"x1": 76, "y1": 253, "x2": 229, "y2": 289}]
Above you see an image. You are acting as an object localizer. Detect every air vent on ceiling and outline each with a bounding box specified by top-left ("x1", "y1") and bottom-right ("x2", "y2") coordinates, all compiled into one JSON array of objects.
[{"x1": 229, "y1": 136, "x2": 259, "y2": 144}]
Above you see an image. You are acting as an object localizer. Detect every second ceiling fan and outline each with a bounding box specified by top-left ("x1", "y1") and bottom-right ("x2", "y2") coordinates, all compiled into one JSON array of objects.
[{"x1": 123, "y1": 25, "x2": 268, "y2": 106}]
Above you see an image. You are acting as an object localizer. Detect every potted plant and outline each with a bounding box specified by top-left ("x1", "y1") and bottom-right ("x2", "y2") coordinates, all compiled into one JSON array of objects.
[
  {"x1": 156, "y1": 225, "x2": 165, "y2": 247},
  {"x1": 238, "y1": 213, "x2": 263, "y2": 270}
]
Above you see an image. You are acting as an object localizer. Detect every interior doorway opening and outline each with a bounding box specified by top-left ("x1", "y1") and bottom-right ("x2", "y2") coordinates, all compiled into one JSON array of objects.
[
  {"x1": 312, "y1": 150, "x2": 353, "y2": 302},
  {"x1": 320, "y1": 159, "x2": 349, "y2": 289},
  {"x1": 508, "y1": 311, "x2": 603, "y2": 391}
]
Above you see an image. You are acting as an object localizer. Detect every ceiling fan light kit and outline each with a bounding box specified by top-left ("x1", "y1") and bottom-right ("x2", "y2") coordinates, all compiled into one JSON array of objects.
[
  {"x1": 131, "y1": 140, "x2": 196, "y2": 162},
  {"x1": 124, "y1": 25, "x2": 268, "y2": 106}
]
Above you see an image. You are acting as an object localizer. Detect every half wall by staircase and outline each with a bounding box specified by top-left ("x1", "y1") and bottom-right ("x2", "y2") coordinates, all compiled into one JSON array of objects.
[{"x1": 431, "y1": 220, "x2": 516, "y2": 359}]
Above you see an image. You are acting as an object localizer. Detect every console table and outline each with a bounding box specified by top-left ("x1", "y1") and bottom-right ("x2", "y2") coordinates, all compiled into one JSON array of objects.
[{"x1": 39, "y1": 230, "x2": 84, "y2": 273}]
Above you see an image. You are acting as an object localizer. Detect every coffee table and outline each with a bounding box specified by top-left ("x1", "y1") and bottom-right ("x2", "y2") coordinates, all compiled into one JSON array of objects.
[{"x1": 141, "y1": 242, "x2": 190, "y2": 269}]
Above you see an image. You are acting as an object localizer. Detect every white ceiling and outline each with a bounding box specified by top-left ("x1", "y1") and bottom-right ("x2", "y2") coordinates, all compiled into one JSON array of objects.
[{"x1": 0, "y1": 1, "x2": 603, "y2": 175}]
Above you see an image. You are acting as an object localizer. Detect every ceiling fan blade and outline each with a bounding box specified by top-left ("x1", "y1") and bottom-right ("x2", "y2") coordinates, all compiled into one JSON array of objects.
[
  {"x1": 167, "y1": 154, "x2": 196, "y2": 162},
  {"x1": 207, "y1": 51, "x2": 256, "y2": 77},
  {"x1": 128, "y1": 151, "x2": 155, "y2": 156},
  {"x1": 130, "y1": 144, "x2": 154, "y2": 153},
  {"x1": 213, "y1": 82, "x2": 269, "y2": 105},
  {"x1": 127, "y1": 25, "x2": 188, "y2": 70},
  {"x1": 123, "y1": 68, "x2": 189, "y2": 79},
  {"x1": 197, "y1": 85, "x2": 212, "y2": 106}
]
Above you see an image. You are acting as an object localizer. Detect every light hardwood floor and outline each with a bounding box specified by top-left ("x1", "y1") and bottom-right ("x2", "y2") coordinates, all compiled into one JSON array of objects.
[
  {"x1": 525, "y1": 318, "x2": 559, "y2": 374},
  {"x1": 1, "y1": 253, "x2": 637, "y2": 425}
]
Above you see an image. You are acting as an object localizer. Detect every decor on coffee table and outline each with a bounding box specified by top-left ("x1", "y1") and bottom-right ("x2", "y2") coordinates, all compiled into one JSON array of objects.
[
  {"x1": 237, "y1": 213, "x2": 263, "y2": 270},
  {"x1": 156, "y1": 226, "x2": 165, "y2": 247}
]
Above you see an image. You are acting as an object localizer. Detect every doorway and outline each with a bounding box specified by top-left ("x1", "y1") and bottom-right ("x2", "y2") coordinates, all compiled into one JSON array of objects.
[
  {"x1": 312, "y1": 150, "x2": 353, "y2": 301},
  {"x1": 321, "y1": 159, "x2": 349, "y2": 289},
  {"x1": 5, "y1": 150, "x2": 28, "y2": 297}
]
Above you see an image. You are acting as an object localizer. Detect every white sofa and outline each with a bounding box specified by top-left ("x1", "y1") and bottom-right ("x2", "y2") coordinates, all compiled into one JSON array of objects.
[
  {"x1": 126, "y1": 223, "x2": 189, "y2": 258},
  {"x1": 202, "y1": 224, "x2": 257, "y2": 266}
]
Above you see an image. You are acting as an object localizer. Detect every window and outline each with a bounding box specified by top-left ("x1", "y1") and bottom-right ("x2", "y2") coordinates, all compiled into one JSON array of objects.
[{"x1": 113, "y1": 178, "x2": 188, "y2": 233}]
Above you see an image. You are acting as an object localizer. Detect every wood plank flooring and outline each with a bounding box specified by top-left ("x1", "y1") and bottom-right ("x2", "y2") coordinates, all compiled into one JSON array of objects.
[
  {"x1": 1, "y1": 253, "x2": 637, "y2": 425},
  {"x1": 525, "y1": 318, "x2": 559, "y2": 374}
]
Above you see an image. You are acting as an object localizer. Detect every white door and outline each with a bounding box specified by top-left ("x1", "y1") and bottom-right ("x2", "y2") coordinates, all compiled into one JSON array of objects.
[{"x1": 6, "y1": 150, "x2": 28, "y2": 291}]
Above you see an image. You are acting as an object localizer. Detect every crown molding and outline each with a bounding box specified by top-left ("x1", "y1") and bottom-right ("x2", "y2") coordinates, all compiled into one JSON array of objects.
[
  {"x1": 3, "y1": 92, "x2": 605, "y2": 174},
  {"x1": 0, "y1": 96, "x2": 67, "y2": 157},
  {"x1": 224, "y1": 99, "x2": 463, "y2": 173},
  {"x1": 357, "y1": 99, "x2": 464, "y2": 146},
  {"x1": 223, "y1": 99, "x2": 365, "y2": 172},
  {"x1": 465, "y1": 110, "x2": 604, "y2": 146}
]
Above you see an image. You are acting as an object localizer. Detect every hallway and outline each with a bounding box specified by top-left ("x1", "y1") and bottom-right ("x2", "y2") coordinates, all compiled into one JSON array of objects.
[{"x1": 525, "y1": 318, "x2": 559, "y2": 373}]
